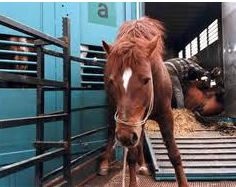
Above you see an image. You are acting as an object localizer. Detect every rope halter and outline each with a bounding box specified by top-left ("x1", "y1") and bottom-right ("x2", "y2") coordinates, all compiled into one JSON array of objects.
[{"x1": 114, "y1": 77, "x2": 154, "y2": 127}]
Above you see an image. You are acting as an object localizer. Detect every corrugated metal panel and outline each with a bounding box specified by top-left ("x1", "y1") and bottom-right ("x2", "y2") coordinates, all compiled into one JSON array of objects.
[{"x1": 80, "y1": 44, "x2": 106, "y2": 89}]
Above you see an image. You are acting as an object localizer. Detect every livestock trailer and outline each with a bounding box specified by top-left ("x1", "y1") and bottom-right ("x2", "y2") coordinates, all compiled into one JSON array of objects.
[{"x1": 0, "y1": 2, "x2": 236, "y2": 187}]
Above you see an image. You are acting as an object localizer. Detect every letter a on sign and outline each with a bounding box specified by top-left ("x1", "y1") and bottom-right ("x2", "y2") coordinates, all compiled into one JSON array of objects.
[
  {"x1": 98, "y1": 3, "x2": 108, "y2": 18},
  {"x1": 88, "y1": 2, "x2": 117, "y2": 27}
]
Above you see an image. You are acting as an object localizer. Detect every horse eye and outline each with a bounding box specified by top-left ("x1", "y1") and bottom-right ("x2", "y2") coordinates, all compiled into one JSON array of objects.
[
  {"x1": 106, "y1": 77, "x2": 114, "y2": 85},
  {"x1": 142, "y1": 77, "x2": 151, "y2": 85}
]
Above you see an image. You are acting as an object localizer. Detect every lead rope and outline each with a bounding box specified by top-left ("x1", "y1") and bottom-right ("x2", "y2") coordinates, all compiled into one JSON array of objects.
[{"x1": 122, "y1": 147, "x2": 128, "y2": 187}]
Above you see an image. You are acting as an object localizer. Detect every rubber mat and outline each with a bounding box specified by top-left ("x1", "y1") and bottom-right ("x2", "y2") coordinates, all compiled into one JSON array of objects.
[
  {"x1": 145, "y1": 130, "x2": 236, "y2": 181},
  {"x1": 84, "y1": 166, "x2": 236, "y2": 187}
]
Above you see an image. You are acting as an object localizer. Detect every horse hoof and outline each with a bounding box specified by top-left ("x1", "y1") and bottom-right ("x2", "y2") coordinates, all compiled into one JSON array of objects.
[
  {"x1": 98, "y1": 167, "x2": 109, "y2": 176},
  {"x1": 138, "y1": 166, "x2": 150, "y2": 176},
  {"x1": 129, "y1": 183, "x2": 139, "y2": 187}
]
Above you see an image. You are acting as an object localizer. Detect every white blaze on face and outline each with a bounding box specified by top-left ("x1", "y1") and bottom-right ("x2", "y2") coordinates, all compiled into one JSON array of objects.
[{"x1": 122, "y1": 67, "x2": 132, "y2": 92}]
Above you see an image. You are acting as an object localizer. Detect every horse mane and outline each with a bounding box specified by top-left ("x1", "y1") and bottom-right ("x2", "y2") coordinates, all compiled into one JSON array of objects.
[
  {"x1": 106, "y1": 17, "x2": 165, "y2": 73},
  {"x1": 117, "y1": 17, "x2": 165, "y2": 42}
]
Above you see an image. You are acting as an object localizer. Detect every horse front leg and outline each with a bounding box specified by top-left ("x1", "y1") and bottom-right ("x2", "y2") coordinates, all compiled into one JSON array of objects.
[
  {"x1": 157, "y1": 108, "x2": 189, "y2": 187},
  {"x1": 98, "y1": 125, "x2": 115, "y2": 175},
  {"x1": 98, "y1": 103, "x2": 116, "y2": 176},
  {"x1": 137, "y1": 133, "x2": 149, "y2": 176},
  {"x1": 127, "y1": 147, "x2": 139, "y2": 187}
]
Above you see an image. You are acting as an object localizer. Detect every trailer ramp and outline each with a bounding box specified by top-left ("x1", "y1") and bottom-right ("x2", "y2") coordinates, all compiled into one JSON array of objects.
[{"x1": 145, "y1": 130, "x2": 236, "y2": 181}]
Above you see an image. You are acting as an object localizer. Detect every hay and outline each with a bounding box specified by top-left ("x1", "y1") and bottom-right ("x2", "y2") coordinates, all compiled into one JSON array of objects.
[
  {"x1": 172, "y1": 108, "x2": 205, "y2": 136},
  {"x1": 145, "y1": 108, "x2": 206, "y2": 137}
]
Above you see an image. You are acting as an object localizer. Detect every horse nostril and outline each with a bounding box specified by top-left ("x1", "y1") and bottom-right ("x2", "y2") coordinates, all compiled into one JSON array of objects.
[{"x1": 131, "y1": 132, "x2": 138, "y2": 145}]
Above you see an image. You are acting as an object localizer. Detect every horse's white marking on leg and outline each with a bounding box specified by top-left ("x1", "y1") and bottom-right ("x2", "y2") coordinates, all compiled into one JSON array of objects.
[
  {"x1": 122, "y1": 68, "x2": 132, "y2": 91},
  {"x1": 139, "y1": 166, "x2": 148, "y2": 171}
]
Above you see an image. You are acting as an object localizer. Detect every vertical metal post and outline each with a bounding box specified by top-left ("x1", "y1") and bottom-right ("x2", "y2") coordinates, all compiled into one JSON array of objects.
[
  {"x1": 35, "y1": 46, "x2": 45, "y2": 187},
  {"x1": 62, "y1": 17, "x2": 72, "y2": 186}
]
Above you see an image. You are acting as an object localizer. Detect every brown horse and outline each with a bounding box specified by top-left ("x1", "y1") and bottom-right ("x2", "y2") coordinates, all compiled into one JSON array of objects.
[
  {"x1": 8, "y1": 36, "x2": 35, "y2": 71},
  {"x1": 185, "y1": 80, "x2": 224, "y2": 116},
  {"x1": 99, "y1": 17, "x2": 188, "y2": 187}
]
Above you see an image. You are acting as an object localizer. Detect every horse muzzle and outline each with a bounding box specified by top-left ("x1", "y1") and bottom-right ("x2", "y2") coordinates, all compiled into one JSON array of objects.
[{"x1": 115, "y1": 128, "x2": 139, "y2": 147}]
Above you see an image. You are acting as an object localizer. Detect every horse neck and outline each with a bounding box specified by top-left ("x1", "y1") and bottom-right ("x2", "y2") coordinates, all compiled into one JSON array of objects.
[{"x1": 151, "y1": 60, "x2": 172, "y2": 108}]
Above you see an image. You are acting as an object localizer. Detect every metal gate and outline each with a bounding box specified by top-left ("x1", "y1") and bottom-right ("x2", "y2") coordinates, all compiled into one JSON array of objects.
[
  {"x1": 0, "y1": 14, "x2": 108, "y2": 187},
  {"x1": 0, "y1": 14, "x2": 72, "y2": 186}
]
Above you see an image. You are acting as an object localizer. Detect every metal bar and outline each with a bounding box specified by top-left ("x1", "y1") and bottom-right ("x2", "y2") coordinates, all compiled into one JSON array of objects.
[
  {"x1": 55, "y1": 181, "x2": 68, "y2": 187},
  {"x1": 42, "y1": 48, "x2": 64, "y2": 58},
  {"x1": 35, "y1": 46, "x2": 45, "y2": 187},
  {"x1": 43, "y1": 176, "x2": 65, "y2": 187},
  {"x1": 81, "y1": 81, "x2": 104, "y2": 85},
  {"x1": 42, "y1": 87, "x2": 65, "y2": 91},
  {"x1": 70, "y1": 105, "x2": 107, "y2": 113},
  {"x1": 81, "y1": 64, "x2": 104, "y2": 69},
  {"x1": 62, "y1": 17, "x2": 72, "y2": 187},
  {"x1": 43, "y1": 166, "x2": 63, "y2": 183},
  {"x1": 71, "y1": 126, "x2": 108, "y2": 141},
  {"x1": 0, "y1": 49, "x2": 36, "y2": 56},
  {"x1": 0, "y1": 113, "x2": 67, "y2": 129},
  {"x1": 44, "y1": 110, "x2": 65, "y2": 116},
  {"x1": 0, "y1": 39, "x2": 35, "y2": 47},
  {"x1": 0, "y1": 69, "x2": 37, "y2": 74},
  {"x1": 70, "y1": 56, "x2": 105, "y2": 67},
  {"x1": 80, "y1": 57, "x2": 106, "y2": 62},
  {"x1": 34, "y1": 141, "x2": 67, "y2": 149},
  {"x1": 80, "y1": 49, "x2": 106, "y2": 54},
  {"x1": 81, "y1": 73, "x2": 104, "y2": 77},
  {"x1": 34, "y1": 37, "x2": 65, "y2": 46},
  {"x1": 71, "y1": 87, "x2": 105, "y2": 91},
  {"x1": 0, "y1": 59, "x2": 37, "y2": 65},
  {"x1": 0, "y1": 14, "x2": 66, "y2": 47},
  {"x1": 0, "y1": 72, "x2": 66, "y2": 88},
  {"x1": 0, "y1": 148, "x2": 65, "y2": 178}
]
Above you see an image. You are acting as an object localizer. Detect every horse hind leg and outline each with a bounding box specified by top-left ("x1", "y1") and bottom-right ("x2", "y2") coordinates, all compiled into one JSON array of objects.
[{"x1": 157, "y1": 109, "x2": 189, "y2": 187}]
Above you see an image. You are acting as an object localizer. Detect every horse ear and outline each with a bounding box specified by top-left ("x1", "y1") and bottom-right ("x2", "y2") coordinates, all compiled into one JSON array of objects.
[
  {"x1": 102, "y1": 40, "x2": 111, "y2": 54},
  {"x1": 147, "y1": 35, "x2": 160, "y2": 56}
]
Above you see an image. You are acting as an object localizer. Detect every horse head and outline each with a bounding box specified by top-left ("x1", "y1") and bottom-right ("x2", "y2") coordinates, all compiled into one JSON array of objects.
[{"x1": 103, "y1": 36, "x2": 161, "y2": 147}]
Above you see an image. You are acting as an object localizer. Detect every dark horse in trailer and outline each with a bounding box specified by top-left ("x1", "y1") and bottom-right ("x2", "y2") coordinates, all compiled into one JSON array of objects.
[{"x1": 99, "y1": 17, "x2": 189, "y2": 187}]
